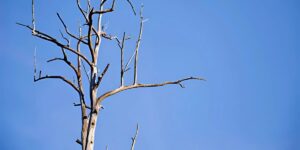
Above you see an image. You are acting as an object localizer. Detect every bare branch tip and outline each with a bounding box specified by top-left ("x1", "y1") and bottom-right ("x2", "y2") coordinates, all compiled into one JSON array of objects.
[{"x1": 126, "y1": 0, "x2": 137, "y2": 16}]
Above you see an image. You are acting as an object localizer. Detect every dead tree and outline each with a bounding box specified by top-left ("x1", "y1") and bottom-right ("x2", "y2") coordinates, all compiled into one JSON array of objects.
[{"x1": 18, "y1": 0, "x2": 204, "y2": 150}]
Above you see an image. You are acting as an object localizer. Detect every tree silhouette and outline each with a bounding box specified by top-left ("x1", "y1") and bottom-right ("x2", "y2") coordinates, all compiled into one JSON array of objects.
[{"x1": 17, "y1": 0, "x2": 204, "y2": 150}]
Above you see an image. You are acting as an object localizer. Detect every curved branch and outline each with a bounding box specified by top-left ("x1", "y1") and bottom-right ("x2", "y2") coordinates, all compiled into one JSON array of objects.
[
  {"x1": 93, "y1": 0, "x2": 115, "y2": 14},
  {"x1": 16, "y1": 22, "x2": 92, "y2": 67},
  {"x1": 126, "y1": 0, "x2": 136, "y2": 16},
  {"x1": 96, "y1": 77, "x2": 205, "y2": 104},
  {"x1": 34, "y1": 75, "x2": 80, "y2": 94},
  {"x1": 47, "y1": 57, "x2": 78, "y2": 75},
  {"x1": 76, "y1": 0, "x2": 89, "y2": 22}
]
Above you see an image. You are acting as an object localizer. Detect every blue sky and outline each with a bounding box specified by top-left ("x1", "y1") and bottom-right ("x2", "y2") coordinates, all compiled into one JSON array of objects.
[{"x1": 1, "y1": 0, "x2": 299, "y2": 150}]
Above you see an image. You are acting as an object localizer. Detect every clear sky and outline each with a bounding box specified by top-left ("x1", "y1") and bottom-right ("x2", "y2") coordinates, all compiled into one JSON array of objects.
[{"x1": 0, "y1": 0, "x2": 299, "y2": 150}]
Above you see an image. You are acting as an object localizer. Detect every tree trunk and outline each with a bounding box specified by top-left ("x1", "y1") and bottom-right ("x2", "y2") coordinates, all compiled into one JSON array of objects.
[
  {"x1": 85, "y1": 104, "x2": 100, "y2": 150},
  {"x1": 81, "y1": 108, "x2": 88, "y2": 150},
  {"x1": 85, "y1": 64, "x2": 99, "y2": 150}
]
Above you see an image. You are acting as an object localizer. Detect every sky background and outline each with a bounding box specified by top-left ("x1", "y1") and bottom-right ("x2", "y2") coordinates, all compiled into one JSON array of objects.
[{"x1": 0, "y1": 0, "x2": 299, "y2": 150}]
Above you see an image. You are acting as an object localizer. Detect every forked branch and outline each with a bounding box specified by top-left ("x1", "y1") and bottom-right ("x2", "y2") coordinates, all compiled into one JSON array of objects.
[
  {"x1": 130, "y1": 124, "x2": 139, "y2": 150},
  {"x1": 93, "y1": 0, "x2": 116, "y2": 14},
  {"x1": 16, "y1": 23, "x2": 93, "y2": 67},
  {"x1": 57, "y1": 13, "x2": 88, "y2": 45}
]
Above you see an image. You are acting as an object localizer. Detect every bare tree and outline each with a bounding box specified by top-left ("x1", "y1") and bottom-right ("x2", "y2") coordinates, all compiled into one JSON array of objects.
[{"x1": 18, "y1": 0, "x2": 204, "y2": 150}]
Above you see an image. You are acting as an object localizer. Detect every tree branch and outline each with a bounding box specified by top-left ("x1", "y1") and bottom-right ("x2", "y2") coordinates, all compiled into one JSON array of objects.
[
  {"x1": 59, "y1": 30, "x2": 70, "y2": 46},
  {"x1": 47, "y1": 57, "x2": 78, "y2": 75},
  {"x1": 16, "y1": 22, "x2": 93, "y2": 67},
  {"x1": 33, "y1": 47, "x2": 37, "y2": 81},
  {"x1": 87, "y1": 9, "x2": 96, "y2": 63},
  {"x1": 126, "y1": 0, "x2": 136, "y2": 16},
  {"x1": 31, "y1": 0, "x2": 36, "y2": 34},
  {"x1": 76, "y1": 0, "x2": 89, "y2": 22},
  {"x1": 74, "y1": 103, "x2": 91, "y2": 109},
  {"x1": 57, "y1": 13, "x2": 88, "y2": 45},
  {"x1": 120, "y1": 32, "x2": 126, "y2": 86},
  {"x1": 96, "y1": 77, "x2": 205, "y2": 104},
  {"x1": 87, "y1": 0, "x2": 91, "y2": 12},
  {"x1": 34, "y1": 74, "x2": 80, "y2": 93},
  {"x1": 133, "y1": 5, "x2": 144, "y2": 85},
  {"x1": 101, "y1": 0, "x2": 108, "y2": 7},
  {"x1": 81, "y1": 60, "x2": 90, "y2": 81},
  {"x1": 130, "y1": 124, "x2": 139, "y2": 150},
  {"x1": 93, "y1": 0, "x2": 115, "y2": 14},
  {"x1": 95, "y1": 64, "x2": 110, "y2": 88}
]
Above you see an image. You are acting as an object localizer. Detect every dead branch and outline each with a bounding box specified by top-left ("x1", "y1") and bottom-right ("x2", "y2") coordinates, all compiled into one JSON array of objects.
[
  {"x1": 31, "y1": 0, "x2": 36, "y2": 34},
  {"x1": 76, "y1": 139, "x2": 83, "y2": 145},
  {"x1": 93, "y1": 0, "x2": 115, "y2": 14},
  {"x1": 120, "y1": 32, "x2": 126, "y2": 86},
  {"x1": 16, "y1": 22, "x2": 92, "y2": 67},
  {"x1": 76, "y1": 0, "x2": 88, "y2": 22},
  {"x1": 57, "y1": 13, "x2": 88, "y2": 45},
  {"x1": 81, "y1": 60, "x2": 91, "y2": 81},
  {"x1": 33, "y1": 48, "x2": 37, "y2": 81},
  {"x1": 133, "y1": 5, "x2": 144, "y2": 85},
  {"x1": 101, "y1": 0, "x2": 108, "y2": 7},
  {"x1": 59, "y1": 30, "x2": 70, "y2": 46},
  {"x1": 47, "y1": 57, "x2": 78, "y2": 74},
  {"x1": 34, "y1": 74, "x2": 80, "y2": 93},
  {"x1": 74, "y1": 103, "x2": 91, "y2": 109},
  {"x1": 87, "y1": 0, "x2": 91, "y2": 12},
  {"x1": 96, "y1": 77, "x2": 205, "y2": 104},
  {"x1": 87, "y1": 9, "x2": 96, "y2": 62},
  {"x1": 126, "y1": 0, "x2": 137, "y2": 16},
  {"x1": 130, "y1": 124, "x2": 139, "y2": 150},
  {"x1": 95, "y1": 64, "x2": 110, "y2": 88}
]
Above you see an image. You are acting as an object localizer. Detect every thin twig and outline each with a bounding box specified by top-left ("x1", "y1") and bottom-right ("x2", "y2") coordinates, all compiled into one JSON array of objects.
[
  {"x1": 59, "y1": 30, "x2": 70, "y2": 46},
  {"x1": 133, "y1": 5, "x2": 144, "y2": 85},
  {"x1": 74, "y1": 103, "x2": 91, "y2": 109},
  {"x1": 93, "y1": 0, "x2": 115, "y2": 14},
  {"x1": 81, "y1": 60, "x2": 90, "y2": 81},
  {"x1": 87, "y1": 0, "x2": 91, "y2": 12},
  {"x1": 130, "y1": 124, "x2": 139, "y2": 150},
  {"x1": 57, "y1": 13, "x2": 88, "y2": 45},
  {"x1": 33, "y1": 47, "x2": 37, "y2": 81},
  {"x1": 95, "y1": 64, "x2": 110, "y2": 88},
  {"x1": 31, "y1": 0, "x2": 36, "y2": 34},
  {"x1": 126, "y1": 0, "x2": 137, "y2": 15},
  {"x1": 76, "y1": 139, "x2": 82, "y2": 145},
  {"x1": 101, "y1": 0, "x2": 108, "y2": 7},
  {"x1": 120, "y1": 32, "x2": 126, "y2": 86},
  {"x1": 76, "y1": 0, "x2": 88, "y2": 22},
  {"x1": 124, "y1": 48, "x2": 136, "y2": 72}
]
